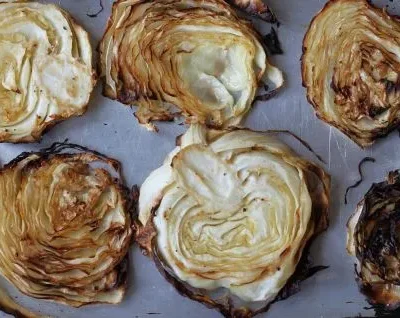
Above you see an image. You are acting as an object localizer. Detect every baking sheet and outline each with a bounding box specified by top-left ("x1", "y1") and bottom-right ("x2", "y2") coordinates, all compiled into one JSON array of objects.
[{"x1": 0, "y1": 0, "x2": 399, "y2": 317}]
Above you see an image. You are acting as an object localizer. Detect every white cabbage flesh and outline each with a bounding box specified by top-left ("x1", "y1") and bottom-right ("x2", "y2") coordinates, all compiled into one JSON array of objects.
[
  {"x1": 0, "y1": 1, "x2": 95, "y2": 142},
  {"x1": 139, "y1": 125, "x2": 329, "y2": 303},
  {"x1": 100, "y1": 0, "x2": 283, "y2": 130}
]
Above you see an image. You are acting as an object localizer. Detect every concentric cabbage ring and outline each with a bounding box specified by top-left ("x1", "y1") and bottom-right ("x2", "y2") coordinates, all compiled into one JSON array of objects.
[
  {"x1": 136, "y1": 125, "x2": 330, "y2": 316},
  {"x1": 347, "y1": 170, "x2": 400, "y2": 308},
  {"x1": 0, "y1": 143, "x2": 133, "y2": 309},
  {"x1": 0, "y1": 1, "x2": 95, "y2": 143},
  {"x1": 302, "y1": 0, "x2": 400, "y2": 147},
  {"x1": 99, "y1": 0, "x2": 283, "y2": 131}
]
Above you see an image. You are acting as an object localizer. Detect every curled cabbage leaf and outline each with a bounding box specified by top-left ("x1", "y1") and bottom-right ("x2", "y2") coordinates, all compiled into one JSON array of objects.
[
  {"x1": 99, "y1": 0, "x2": 283, "y2": 131},
  {"x1": 0, "y1": 143, "x2": 133, "y2": 308},
  {"x1": 302, "y1": 0, "x2": 400, "y2": 147},
  {"x1": 347, "y1": 170, "x2": 400, "y2": 309},
  {"x1": 226, "y1": 0, "x2": 276, "y2": 22},
  {"x1": 0, "y1": 1, "x2": 95, "y2": 143},
  {"x1": 136, "y1": 125, "x2": 330, "y2": 316}
]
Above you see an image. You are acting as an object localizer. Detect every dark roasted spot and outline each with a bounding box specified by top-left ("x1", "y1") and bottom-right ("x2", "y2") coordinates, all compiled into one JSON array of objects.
[{"x1": 263, "y1": 27, "x2": 283, "y2": 55}]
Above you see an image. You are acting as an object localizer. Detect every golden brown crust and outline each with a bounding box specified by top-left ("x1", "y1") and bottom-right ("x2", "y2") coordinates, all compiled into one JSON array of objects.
[
  {"x1": 134, "y1": 215, "x2": 157, "y2": 254},
  {"x1": 0, "y1": 143, "x2": 135, "y2": 310},
  {"x1": 225, "y1": 0, "x2": 276, "y2": 22},
  {"x1": 302, "y1": 0, "x2": 400, "y2": 148},
  {"x1": 0, "y1": 2, "x2": 96, "y2": 143},
  {"x1": 99, "y1": 0, "x2": 282, "y2": 131}
]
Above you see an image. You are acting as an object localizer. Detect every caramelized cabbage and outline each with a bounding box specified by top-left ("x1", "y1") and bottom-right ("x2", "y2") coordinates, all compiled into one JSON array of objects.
[
  {"x1": 302, "y1": 0, "x2": 400, "y2": 147},
  {"x1": 0, "y1": 144, "x2": 133, "y2": 308},
  {"x1": 347, "y1": 171, "x2": 400, "y2": 308},
  {"x1": 0, "y1": 1, "x2": 95, "y2": 143},
  {"x1": 137, "y1": 125, "x2": 330, "y2": 316},
  {"x1": 99, "y1": 0, "x2": 283, "y2": 131},
  {"x1": 226, "y1": 0, "x2": 276, "y2": 22}
]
